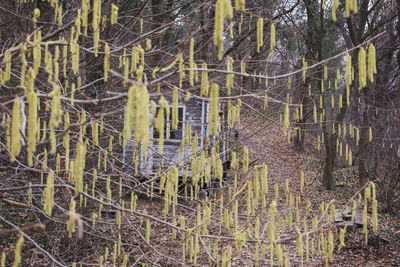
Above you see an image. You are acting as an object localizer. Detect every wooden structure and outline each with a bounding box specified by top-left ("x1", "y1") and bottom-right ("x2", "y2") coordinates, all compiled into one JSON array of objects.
[{"x1": 123, "y1": 98, "x2": 231, "y2": 177}]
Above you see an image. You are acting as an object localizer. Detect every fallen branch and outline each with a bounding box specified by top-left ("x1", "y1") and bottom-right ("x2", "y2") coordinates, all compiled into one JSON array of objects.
[{"x1": 2, "y1": 198, "x2": 30, "y2": 208}]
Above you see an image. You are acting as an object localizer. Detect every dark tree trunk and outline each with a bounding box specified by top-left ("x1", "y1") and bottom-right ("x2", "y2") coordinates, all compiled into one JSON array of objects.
[
  {"x1": 323, "y1": 134, "x2": 337, "y2": 190},
  {"x1": 295, "y1": 0, "x2": 320, "y2": 152}
]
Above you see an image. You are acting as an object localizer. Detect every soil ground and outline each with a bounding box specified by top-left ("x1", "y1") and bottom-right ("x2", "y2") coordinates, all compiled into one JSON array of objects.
[{"x1": 234, "y1": 111, "x2": 400, "y2": 267}]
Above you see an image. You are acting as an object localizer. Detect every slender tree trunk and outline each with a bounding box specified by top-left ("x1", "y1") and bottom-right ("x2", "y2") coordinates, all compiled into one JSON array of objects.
[
  {"x1": 357, "y1": 96, "x2": 370, "y2": 186},
  {"x1": 293, "y1": 125, "x2": 305, "y2": 151},
  {"x1": 295, "y1": 0, "x2": 318, "y2": 152},
  {"x1": 323, "y1": 134, "x2": 337, "y2": 190}
]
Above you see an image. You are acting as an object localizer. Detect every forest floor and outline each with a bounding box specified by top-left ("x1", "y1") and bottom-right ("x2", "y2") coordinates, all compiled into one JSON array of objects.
[
  {"x1": 123, "y1": 110, "x2": 400, "y2": 266},
  {"x1": 234, "y1": 111, "x2": 400, "y2": 266},
  {"x1": 2, "y1": 111, "x2": 400, "y2": 267}
]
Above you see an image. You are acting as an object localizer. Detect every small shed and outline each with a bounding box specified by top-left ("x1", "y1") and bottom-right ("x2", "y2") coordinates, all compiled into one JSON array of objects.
[{"x1": 123, "y1": 97, "x2": 231, "y2": 177}]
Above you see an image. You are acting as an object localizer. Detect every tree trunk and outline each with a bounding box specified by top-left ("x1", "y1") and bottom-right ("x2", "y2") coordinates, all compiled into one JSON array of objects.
[
  {"x1": 323, "y1": 134, "x2": 337, "y2": 190},
  {"x1": 293, "y1": 125, "x2": 305, "y2": 151},
  {"x1": 357, "y1": 104, "x2": 370, "y2": 186}
]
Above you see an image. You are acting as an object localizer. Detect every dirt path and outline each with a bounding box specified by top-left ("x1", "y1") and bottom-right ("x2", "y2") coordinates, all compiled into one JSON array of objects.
[
  {"x1": 238, "y1": 116, "x2": 303, "y2": 184},
  {"x1": 236, "y1": 113, "x2": 327, "y2": 201},
  {"x1": 234, "y1": 112, "x2": 400, "y2": 267}
]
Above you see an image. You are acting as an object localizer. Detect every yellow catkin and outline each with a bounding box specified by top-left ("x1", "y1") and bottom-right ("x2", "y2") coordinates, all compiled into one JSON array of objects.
[
  {"x1": 332, "y1": 0, "x2": 339, "y2": 21},
  {"x1": 338, "y1": 228, "x2": 346, "y2": 251},
  {"x1": 238, "y1": 13, "x2": 243, "y2": 34},
  {"x1": 283, "y1": 102, "x2": 290, "y2": 136},
  {"x1": 1, "y1": 251, "x2": 6, "y2": 267},
  {"x1": 12, "y1": 236, "x2": 24, "y2": 267},
  {"x1": 82, "y1": 0, "x2": 89, "y2": 35},
  {"x1": 358, "y1": 47, "x2": 367, "y2": 90},
  {"x1": 104, "y1": 43, "x2": 110, "y2": 82},
  {"x1": 19, "y1": 45, "x2": 28, "y2": 88},
  {"x1": 92, "y1": 0, "x2": 101, "y2": 57},
  {"x1": 194, "y1": 63, "x2": 199, "y2": 83},
  {"x1": 122, "y1": 48, "x2": 129, "y2": 86},
  {"x1": 328, "y1": 230, "x2": 334, "y2": 260},
  {"x1": 208, "y1": 83, "x2": 219, "y2": 136},
  {"x1": 53, "y1": 45, "x2": 60, "y2": 82},
  {"x1": 27, "y1": 64, "x2": 36, "y2": 95},
  {"x1": 146, "y1": 217, "x2": 151, "y2": 244},
  {"x1": 370, "y1": 181, "x2": 376, "y2": 200},
  {"x1": 345, "y1": 0, "x2": 358, "y2": 17},
  {"x1": 71, "y1": 141, "x2": 84, "y2": 194},
  {"x1": 110, "y1": 4, "x2": 119, "y2": 24},
  {"x1": 368, "y1": 43, "x2": 377, "y2": 82},
  {"x1": 55, "y1": 3, "x2": 62, "y2": 27},
  {"x1": 201, "y1": 63, "x2": 209, "y2": 96},
  {"x1": 345, "y1": 53, "x2": 352, "y2": 105},
  {"x1": 264, "y1": 92, "x2": 269, "y2": 109},
  {"x1": 92, "y1": 121, "x2": 99, "y2": 146},
  {"x1": 112, "y1": 243, "x2": 117, "y2": 265},
  {"x1": 130, "y1": 46, "x2": 138, "y2": 74},
  {"x1": 62, "y1": 115, "x2": 69, "y2": 169},
  {"x1": 159, "y1": 52, "x2": 180, "y2": 72},
  {"x1": 172, "y1": 86, "x2": 179, "y2": 130},
  {"x1": 136, "y1": 65, "x2": 143, "y2": 84},
  {"x1": 27, "y1": 89, "x2": 38, "y2": 166},
  {"x1": 2, "y1": 49, "x2": 11, "y2": 83},
  {"x1": 242, "y1": 146, "x2": 249, "y2": 173},
  {"x1": 363, "y1": 203, "x2": 368, "y2": 244},
  {"x1": 33, "y1": 30, "x2": 42, "y2": 76},
  {"x1": 116, "y1": 210, "x2": 121, "y2": 230},
  {"x1": 348, "y1": 148, "x2": 352, "y2": 166},
  {"x1": 60, "y1": 43, "x2": 67, "y2": 78},
  {"x1": 372, "y1": 199, "x2": 378, "y2": 232},
  {"x1": 70, "y1": 33, "x2": 80, "y2": 74},
  {"x1": 178, "y1": 53, "x2": 184, "y2": 87},
  {"x1": 213, "y1": 0, "x2": 233, "y2": 60},
  {"x1": 69, "y1": 82, "x2": 76, "y2": 106},
  {"x1": 369, "y1": 127, "x2": 372, "y2": 142},
  {"x1": 345, "y1": 0, "x2": 351, "y2": 17},
  {"x1": 212, "y1": 3, "x2": 222, "y2": 58},
  {"x1": 235, "y1": 0, "x2": 245, "y2": 11},
  {"x1": 74, "y1": 8, "x2": 81, "y2": 37},
  {"x1": 302, "y1": 57, "x2": 307, "y2": 83},
  {"x1": 11, "y1": 97, "x2": 22, "y2": 162},
  {"x1": 223, "y1": 57, "x2": 234, "y2": 97},
  {"x1": 135, "y1": 85, "x2": 150, "y2": 155},
  {"x1": 49, "y1": 84, "x2": 62, "y2": 154},
  {"x1": 189, "y1": 38, "x2": 195, "y2": 86},
  {"x1": 104, "y1": 175, "x2": 111, "y2": 204},
  {"x1": 270, "y1": 24, "x2": 276, "y2": 54},
  {"x1": 257, "y1": 17, "x2": 263, "y2": 53},
  {"x1": 146, "y1": 39, "x2": 152, "y2": 51},
  {"x1": 352, "y1": 0, "x2": 358, "y2": 13},
  {"x1": 313, "y1": 104, "x2": 317, "y2": 123},
  {"x1": 32, "y1": 8, "x2": 40, "y2": 24},
  {"x1": 43, "y1": 170, "x2": 55, "y2": 216},
  {"x1": 67, "y1": 198, "x2": 76, "y2": 238},
  {"x1": 122, "y1": 253, "x2": 128, "y2": 267},
  {"x1": 123, "y1": 84, "x2": 150, "y2": 155},
  {"x1": 44, "y1": 43, "x2": 53, "y2": 83},
  {"x1": 296, "y1": 228, "x2": 303, "y2": 266},
  {"x1": 155, "y1": 97, "x2": 168, "y2": 155}
]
